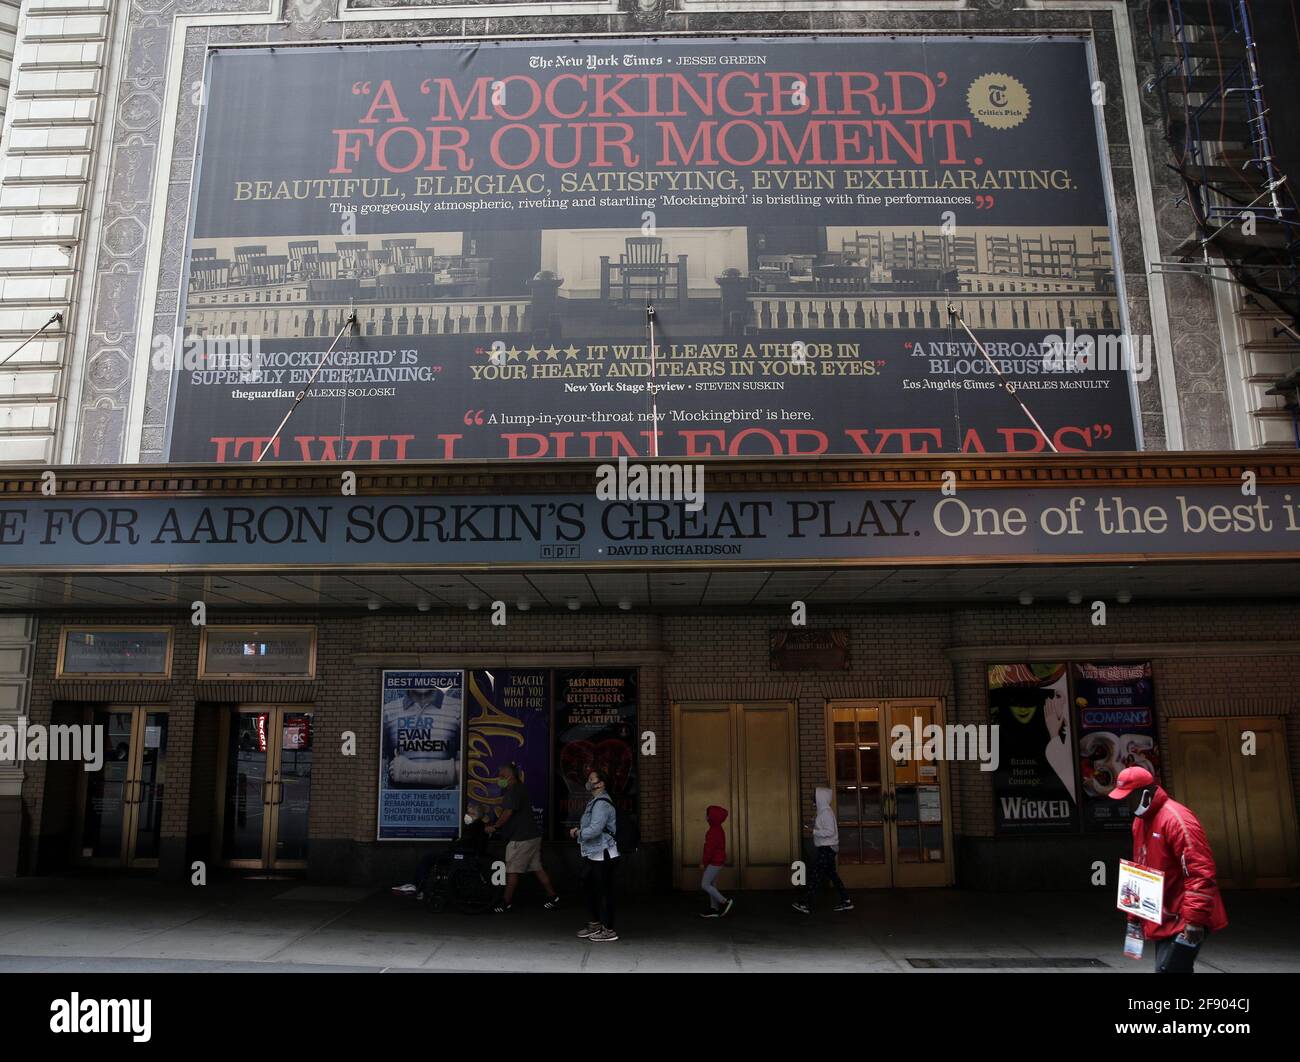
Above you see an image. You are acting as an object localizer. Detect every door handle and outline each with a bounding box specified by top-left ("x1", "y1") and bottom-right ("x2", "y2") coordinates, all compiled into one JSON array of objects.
[{"x1": 275, "y1": 782, "x2": 284, "y2": 804}]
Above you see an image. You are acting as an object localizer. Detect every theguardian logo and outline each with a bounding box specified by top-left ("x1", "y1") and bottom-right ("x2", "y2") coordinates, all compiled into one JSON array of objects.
[
  {"x1": 50, "y1": 994, "x2": 151, "y2": 1042},
  {"x1": 1041, "y1": 326, "x2": 1152, "y2": 382}
]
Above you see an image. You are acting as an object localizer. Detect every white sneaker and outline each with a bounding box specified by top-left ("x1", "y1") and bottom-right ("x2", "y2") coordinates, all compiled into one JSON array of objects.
[{"x1": 577, "y1": 922, "x2": 602, "y2": 938}]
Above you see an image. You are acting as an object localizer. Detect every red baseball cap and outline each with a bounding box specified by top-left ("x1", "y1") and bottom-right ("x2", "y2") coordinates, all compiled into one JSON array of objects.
[{"x1": 1108, "y1": 765, "x2": 1155, "y2": 799}]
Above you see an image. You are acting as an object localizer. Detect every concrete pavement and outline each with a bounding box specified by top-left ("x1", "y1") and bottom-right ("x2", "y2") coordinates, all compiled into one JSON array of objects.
[{"x1": 0, "y1": 876, "x2": 1296, "y2": 973}]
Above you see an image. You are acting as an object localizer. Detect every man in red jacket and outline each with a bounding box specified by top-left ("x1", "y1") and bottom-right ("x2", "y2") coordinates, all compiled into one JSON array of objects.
[{"x1": 1110, "y1": 766, "x2": 1228, "y2": 972}]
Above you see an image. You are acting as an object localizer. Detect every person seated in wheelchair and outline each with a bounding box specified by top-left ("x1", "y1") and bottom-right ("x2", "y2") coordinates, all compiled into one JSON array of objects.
[{"x1": 391, "y1": 804, "x2": 492, "y2": 898}]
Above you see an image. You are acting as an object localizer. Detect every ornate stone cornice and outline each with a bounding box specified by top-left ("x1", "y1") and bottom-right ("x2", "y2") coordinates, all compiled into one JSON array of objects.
[{"x1": 3, "y1": 451, "x2": 1298, "y2": 497}]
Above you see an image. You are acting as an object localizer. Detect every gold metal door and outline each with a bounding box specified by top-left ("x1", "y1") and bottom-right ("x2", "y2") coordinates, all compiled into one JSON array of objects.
[
  {"x1": 216, "y1": 706, "x2": 314, "y2": 871},
  {"x1": 77, "y1": 706, "x2": 169, "y2": 868},
  {"x1": 828, "y1": 699, "x2": 954, "y2": 888},
  {"x1": 672, "y1": 700, "x2": 799, "y2": 890},
  {"x1": 1170, "y1": 717, "x2": 1299, "y2": 887}
]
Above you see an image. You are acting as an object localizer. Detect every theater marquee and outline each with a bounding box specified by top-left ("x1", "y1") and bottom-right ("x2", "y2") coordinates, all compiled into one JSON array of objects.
[{"x1": 5, "y1": 485, "x2": 1297, "y2": 570}]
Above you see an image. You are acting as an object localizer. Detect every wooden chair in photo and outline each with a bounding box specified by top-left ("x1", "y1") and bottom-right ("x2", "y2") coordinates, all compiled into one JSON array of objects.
[
  {"x1": 232, "y1": 244, "x2": 267, "y2": 285},
  {"x1": 335, "y1": 240, "x2": 369, "y2": 277},
  {"x1": 382, "y1": 238, "x2": 417, "y2": 270},
  {"x1": 189, "y1": 258, "x2": 230, "y2": 292},
  {"x1": 288, "y1": 240, "x2": 319, "y2": 279},
  {"x1": 617, "y1": 236, "x2": 670, "y2": 302}
]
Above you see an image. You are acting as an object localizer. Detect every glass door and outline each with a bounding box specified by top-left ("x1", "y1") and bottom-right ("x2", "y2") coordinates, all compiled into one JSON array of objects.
[
  {"x1": 827, "y1": 699, "x2": 953, "y2": 887},
  {"x1": 78, "y1": 706, "x2": 168, "y2": 868},
  {"x1": 218, "y1": 706, "x2": 313, "y2": 871}
]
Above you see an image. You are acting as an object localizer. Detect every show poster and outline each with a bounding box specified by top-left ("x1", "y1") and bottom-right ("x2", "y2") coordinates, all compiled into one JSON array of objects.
[
  {"x1": 170, "y1": 36, "x2": 1136, "y2": 462},
  {"x1": 378, "y1": 669, "x2": 464, "y2": 840},
  {"x1": 1074, "y1": 661, "x2": 1158, "y2": 832},
  {"x1": 465, "y1": 669, "x2": 551, "y2": 831},
  {"x1": 988, "y1": 663, "x2": 1078, "y2": 833},
  {"x1": 553, "y1": 669, "x2": 639, "y2": 838}
]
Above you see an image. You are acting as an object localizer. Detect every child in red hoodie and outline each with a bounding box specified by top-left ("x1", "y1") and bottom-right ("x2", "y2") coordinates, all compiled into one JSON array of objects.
[{"x1": 699, "y1": 805, "x2": 734, "y2": 918}]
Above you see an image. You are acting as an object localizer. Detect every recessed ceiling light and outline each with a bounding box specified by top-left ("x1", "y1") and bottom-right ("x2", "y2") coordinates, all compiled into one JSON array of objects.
[
  {"x1": 467, "y1": 600, "x2": 481, "y2": 611},
  {"x1": 367, "y1": 600, "x2": 381, "y2": 611},
  {"x1": 1067, "y1": 590, "x2": 1082, "y2": 604},
  {"x1": 618, "y1": 599, "x2": 632, "y2": 611},
  {"x1": 517, "y1": 601, "x2": 531, "y2": 611},
  {"x1": 417, "y1": 601, "x2": 431, "y2": 612},
  {"x1": 1018, "y1": 591, "x2": 1033, "y2": 606},
  {"x1": 567, "y1": 600, "x2": 581, "y2": 611},
  {"x1": 1116, "y1": 589, "x2": 1132, "y2": 604}
]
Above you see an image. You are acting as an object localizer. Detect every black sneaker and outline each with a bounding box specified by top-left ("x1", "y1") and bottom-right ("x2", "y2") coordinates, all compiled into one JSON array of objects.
[
  {"x1": 791, "y1": 901, "x2": 811, "y2": 914},
  {"x1": 699, "y1": 910, "x2": 721, "y2": 918},
  {"x1": 544, "y1": 895, "x2": 561, "y2": 910},
  {"x1": 493, "y1": 903, "x2": 512, "y2": 914},
  {"x1": 721, "y1": 898, "x2": 735, "y2": 917}
]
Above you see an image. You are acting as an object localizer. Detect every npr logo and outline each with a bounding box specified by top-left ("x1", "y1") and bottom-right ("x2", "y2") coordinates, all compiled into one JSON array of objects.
[{"x1": 1041, "y1": 326, "x2": 1153, "y2": 382}]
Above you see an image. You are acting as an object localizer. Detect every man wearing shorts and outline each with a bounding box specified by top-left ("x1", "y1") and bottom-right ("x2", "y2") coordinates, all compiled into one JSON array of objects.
[{"x1": 488, "y1": 762, "x2": 559, "y2": 913}]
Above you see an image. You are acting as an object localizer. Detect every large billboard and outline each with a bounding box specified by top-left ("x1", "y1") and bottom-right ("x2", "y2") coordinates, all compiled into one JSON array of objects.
[{"x1": 171, "y1": 36, "x2": 1136, "y2": 462}]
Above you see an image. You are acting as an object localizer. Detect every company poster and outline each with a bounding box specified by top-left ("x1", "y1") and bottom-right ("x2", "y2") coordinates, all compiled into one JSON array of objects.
[
  {"x1": 465, "y1": 669, "x2": 551, "y2": 831},
  {"x1": 378, "y1": 669, "x2": 464, "y2": 840},
  {"x1": 170, "y1": 36, "x2": 1135, "y2": 462},
  {"x1": 988, "y1": 663, "x2": 1078, "y2": 833},
  {"x1": 554, "y1": 669, "x2": 639, "y2": 838},
  {"x1": 1074, "y1": 661, "x2": 1158, "y2": 832}
]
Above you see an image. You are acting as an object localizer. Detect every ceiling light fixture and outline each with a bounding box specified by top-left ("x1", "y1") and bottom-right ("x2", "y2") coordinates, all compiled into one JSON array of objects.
[
  {"x1": 618, "y1": 599, "x2": 632, "y2": 611},
  {"x1": 1018, "y1": 591, "x2": 1033, "y2": 606},
  {"x1": 1116, "y1": 589, "x2": 1132, "y2": 604}
]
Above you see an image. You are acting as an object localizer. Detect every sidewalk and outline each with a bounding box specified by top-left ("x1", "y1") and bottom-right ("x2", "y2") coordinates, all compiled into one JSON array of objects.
[{"x1": 0, "y1": 877, "x2": 1296, "y2": 973}]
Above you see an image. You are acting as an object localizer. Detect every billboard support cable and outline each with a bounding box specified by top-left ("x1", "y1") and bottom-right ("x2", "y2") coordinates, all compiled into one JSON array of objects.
[
  {"x1": 946, "y1": 304, "x2": 1060, "y2": 454},
  {"x1": 256, "y1": 311, "x2": 359, "y2": 463}
]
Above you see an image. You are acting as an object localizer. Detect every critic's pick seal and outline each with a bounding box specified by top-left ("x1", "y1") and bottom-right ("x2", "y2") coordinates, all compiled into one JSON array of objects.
[{"x1": 967, "y1": 73, "x2": 1031, "y2": 130}]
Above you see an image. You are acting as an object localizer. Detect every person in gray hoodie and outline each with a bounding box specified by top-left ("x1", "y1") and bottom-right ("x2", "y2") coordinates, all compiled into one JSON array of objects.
[{"x1": 792, "y1": 785, "x2": 853, "y2": 914}]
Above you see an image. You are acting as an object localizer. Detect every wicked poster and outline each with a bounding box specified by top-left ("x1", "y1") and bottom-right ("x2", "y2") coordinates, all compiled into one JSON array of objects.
[
  {"x1": 169, "y1": 36, "x2": 1136, "y2": 462},
  {"x1": 988, "y1": 663, "x2": 1079, "y2": 833}
]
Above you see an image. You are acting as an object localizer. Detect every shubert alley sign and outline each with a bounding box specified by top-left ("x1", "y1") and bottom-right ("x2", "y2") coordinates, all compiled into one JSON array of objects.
[
  {"x1": 170, "y1": 35, "x2": 1138, "y2": 462},
  {"x1": 5, "y1": 486, "x2": 1299, "y2": 569}
]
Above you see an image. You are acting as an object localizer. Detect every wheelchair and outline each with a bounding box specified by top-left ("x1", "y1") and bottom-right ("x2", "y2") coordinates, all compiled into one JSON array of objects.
[{"x1": 423, "y1": 847, "x2": 494, "y2": 915}]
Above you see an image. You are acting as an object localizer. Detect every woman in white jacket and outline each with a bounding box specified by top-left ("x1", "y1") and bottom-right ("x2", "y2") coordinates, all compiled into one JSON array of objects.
[{"x1": 792, "y1": 785, "x2": 854, "y2": 914}]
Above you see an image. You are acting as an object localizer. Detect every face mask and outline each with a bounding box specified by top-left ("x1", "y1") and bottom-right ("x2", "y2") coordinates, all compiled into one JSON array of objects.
[
  {"x1": 497, "y1": 778, "x2": 509, "y2": 789},
  {"x1": 463, "y1": 814, "x2": 474, "y2": 825},
  {"x1": 1133, "y1": 789, "x2": 1154, "y2": 817}
]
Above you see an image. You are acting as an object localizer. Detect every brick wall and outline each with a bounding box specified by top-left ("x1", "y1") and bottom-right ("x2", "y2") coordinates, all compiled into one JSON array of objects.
[{"x1": 17, "y1": 599, "x2": 1300, "y2": 886}]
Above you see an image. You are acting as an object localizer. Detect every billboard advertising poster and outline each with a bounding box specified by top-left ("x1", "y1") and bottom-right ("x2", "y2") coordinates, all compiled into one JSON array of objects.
[
  {"x1": 465, "y1": 669, "x2": 551, "y2": 832},
  {"x1": 1073, "y1": 661, "x2": 1158, "y2": 833},
  {"x1": 988, "y1": 663, "x2": 1079, "y2": 833},
  {"x1": 554, "y1": 669, "x2": 638, "y2": 838},
  {"x1": 378, "y1": 670, "x2": 464, "y2": 840},
  {"x1": 171, "y1": 36, "x2": 1136, "y2": 462}
]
